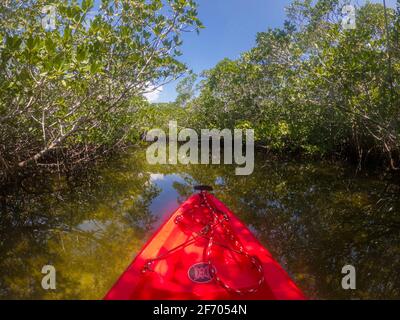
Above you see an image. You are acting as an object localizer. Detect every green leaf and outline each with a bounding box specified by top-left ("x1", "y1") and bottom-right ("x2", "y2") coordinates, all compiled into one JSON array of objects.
[{"x1": 82, "y1": 0, "x2": 94, "y2": 11}]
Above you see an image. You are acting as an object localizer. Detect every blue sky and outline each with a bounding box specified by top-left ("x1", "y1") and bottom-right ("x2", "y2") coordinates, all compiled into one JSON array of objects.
[
  {"x1": 152, "y1": 0, "x2": 398, "y2": 103},
  {"x1": 156, "y1": 0, "x2": 293, "y2": 102}
]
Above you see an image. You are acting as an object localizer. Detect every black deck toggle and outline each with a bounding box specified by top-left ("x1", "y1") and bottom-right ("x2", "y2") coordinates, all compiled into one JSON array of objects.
[{"x1": 194, "y1": 185, "x2": 213, "y2": 192}]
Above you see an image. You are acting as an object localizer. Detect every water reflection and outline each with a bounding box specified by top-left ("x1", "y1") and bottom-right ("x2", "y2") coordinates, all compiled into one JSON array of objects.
[{"x1": 0, "y1": 149, "x2": 399, "y2": 299}]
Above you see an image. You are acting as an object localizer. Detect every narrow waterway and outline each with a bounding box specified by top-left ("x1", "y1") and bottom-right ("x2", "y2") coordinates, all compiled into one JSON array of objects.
[{"x1": 0, "y1": 148, "x2": 399, "y2": 299}]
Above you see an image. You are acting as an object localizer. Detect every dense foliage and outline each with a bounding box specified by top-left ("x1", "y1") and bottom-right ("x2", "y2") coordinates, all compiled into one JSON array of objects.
[
  {"x1": 178, "y1": 0, "x2": 400, "y2": 169},
  {"x1": 0, "y1": 0, "x2": 202, "y2": 180},
  {"x1": 1, "y1": 0, "x2": 400, "y2": 183}
]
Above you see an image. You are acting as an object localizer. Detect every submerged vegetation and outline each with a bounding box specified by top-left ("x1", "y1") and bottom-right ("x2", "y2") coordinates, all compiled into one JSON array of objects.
[{"x1": 0, "y1": 149, "x2": 399, "y2": 299}]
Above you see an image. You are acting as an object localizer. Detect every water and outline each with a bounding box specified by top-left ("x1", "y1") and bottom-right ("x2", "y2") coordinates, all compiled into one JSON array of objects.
[{"x1": 0, "y1": 148, "x2": 399, "y2": 299}]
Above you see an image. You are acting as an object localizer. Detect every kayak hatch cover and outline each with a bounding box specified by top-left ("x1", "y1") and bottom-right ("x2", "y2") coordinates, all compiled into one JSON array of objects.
[{"x1": 104, "y1": 188, "x2": 306, "y2": 300}]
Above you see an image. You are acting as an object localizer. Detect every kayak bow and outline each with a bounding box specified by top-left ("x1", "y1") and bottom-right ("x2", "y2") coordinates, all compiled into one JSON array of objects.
[{"x1": 104, "y1": 187, "x2": 305, "y2": 300}]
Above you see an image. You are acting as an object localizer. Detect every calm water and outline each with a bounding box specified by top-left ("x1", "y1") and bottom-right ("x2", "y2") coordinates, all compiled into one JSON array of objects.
[{"x1": 0, "y1": 148, "x2": 399, "y2": 299}]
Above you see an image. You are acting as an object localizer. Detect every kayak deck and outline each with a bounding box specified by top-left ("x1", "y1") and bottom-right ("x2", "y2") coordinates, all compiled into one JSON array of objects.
[{"x1": 104, "y1": 192, "x2": 305, "y2": 300}]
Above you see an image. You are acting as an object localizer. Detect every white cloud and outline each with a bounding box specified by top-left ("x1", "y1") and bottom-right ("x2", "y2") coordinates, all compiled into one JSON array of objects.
[
  {"x1": 143, "y1": 85, "x2": 163, "y2": 103},
  {"x1": 150, "y1": 174, "x2": 166, "y2": 182}
]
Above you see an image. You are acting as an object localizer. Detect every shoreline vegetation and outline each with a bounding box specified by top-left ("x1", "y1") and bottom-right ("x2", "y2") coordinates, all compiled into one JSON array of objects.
[{"x1": 1, "y1": 0, "x2": 400, "y2": 188}]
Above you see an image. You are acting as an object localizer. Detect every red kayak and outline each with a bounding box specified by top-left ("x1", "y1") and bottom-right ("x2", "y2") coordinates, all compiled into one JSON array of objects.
[{"x1": 105, "y1": 186, "x2": 305, "y2": 300}]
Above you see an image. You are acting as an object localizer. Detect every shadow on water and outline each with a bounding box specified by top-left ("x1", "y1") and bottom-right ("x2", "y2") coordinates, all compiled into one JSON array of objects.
[{"x1": 0, "y1": 148, "x2": 399, "y2": 299}]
